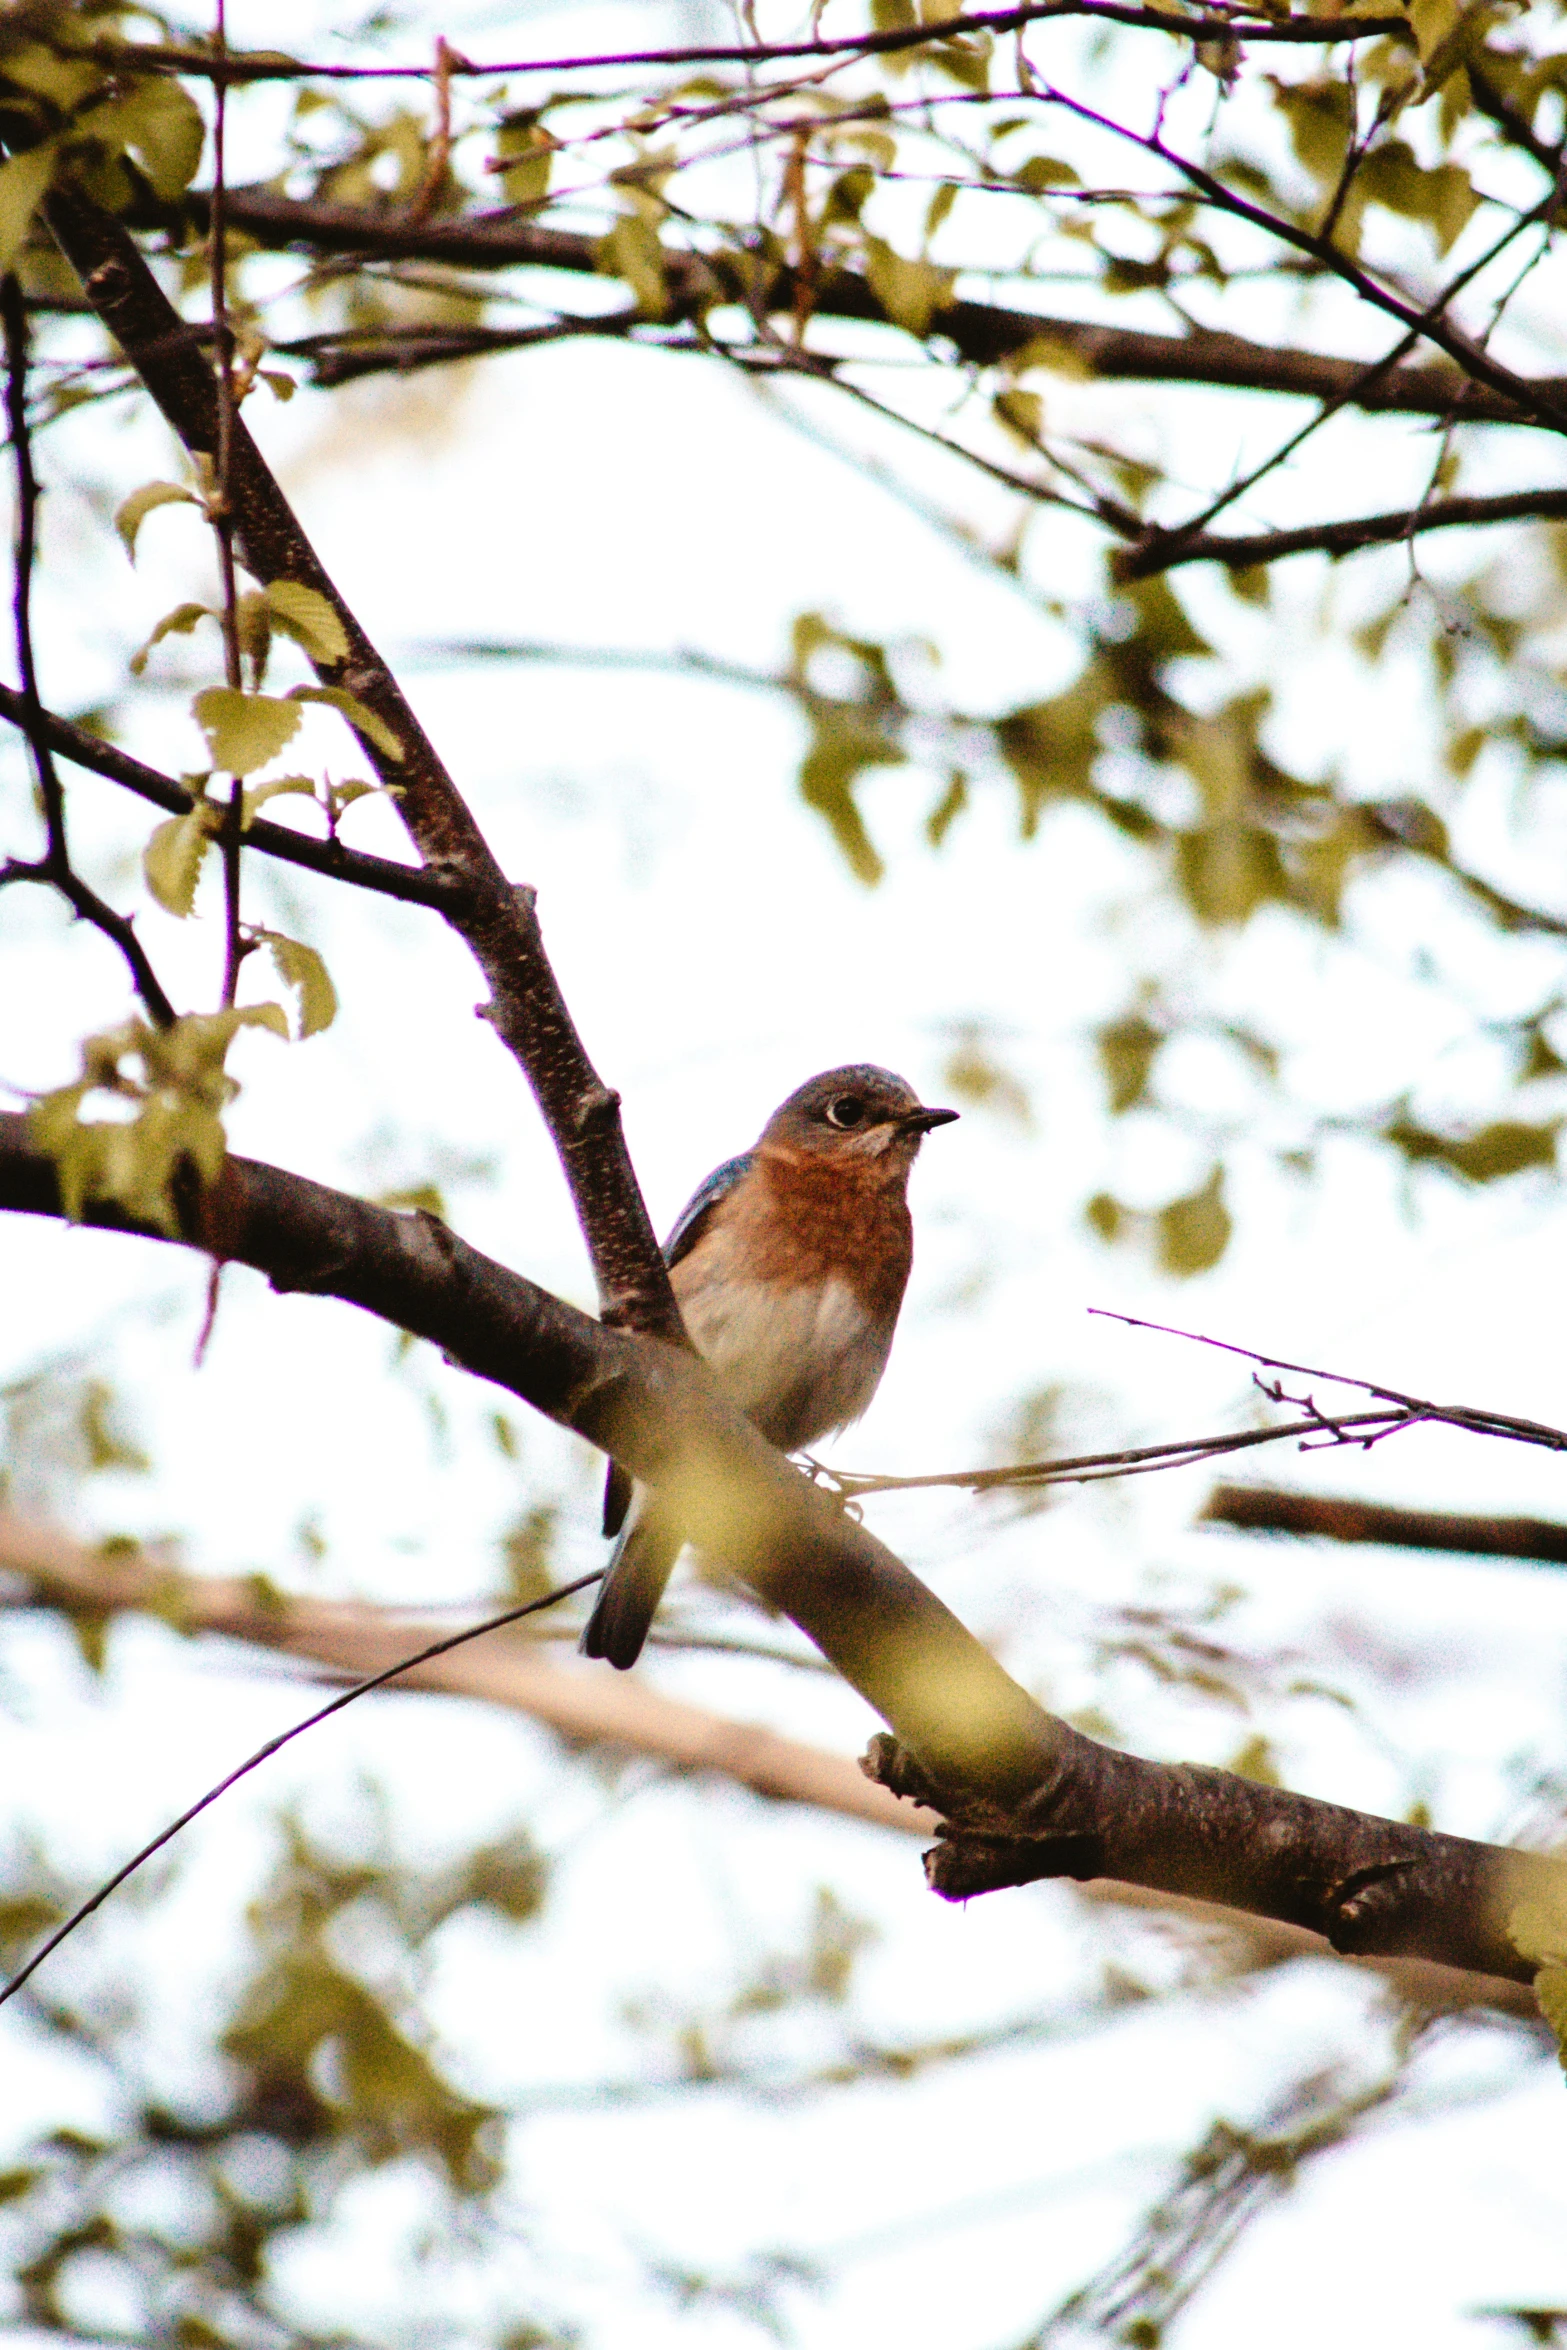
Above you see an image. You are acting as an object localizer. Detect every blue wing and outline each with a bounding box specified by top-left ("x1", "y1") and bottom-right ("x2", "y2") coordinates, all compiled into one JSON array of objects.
[
  {"x1": 663, "y1": 1150, "x2": 754, "y2": 1267},
  {"x1": 601, "y1": 1149, "x2": 755, "y2": 1539}
]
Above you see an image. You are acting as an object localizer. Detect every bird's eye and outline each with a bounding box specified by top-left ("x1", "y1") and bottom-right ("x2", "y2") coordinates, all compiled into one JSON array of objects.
[{"x1": 824, "y1": 1095, "x2": 867, "y2": 1130}]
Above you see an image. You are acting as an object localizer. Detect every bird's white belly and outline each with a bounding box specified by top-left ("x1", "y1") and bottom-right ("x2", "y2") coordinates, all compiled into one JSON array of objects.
[{"x1": 680, "y1": 1270, "x2": 890, "y2": 1451}]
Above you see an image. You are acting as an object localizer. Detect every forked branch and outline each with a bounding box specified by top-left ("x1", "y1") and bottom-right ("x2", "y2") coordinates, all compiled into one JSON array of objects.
[{"x1": 0, "y1": 1109, "x2": 1559, "y2": 1994}]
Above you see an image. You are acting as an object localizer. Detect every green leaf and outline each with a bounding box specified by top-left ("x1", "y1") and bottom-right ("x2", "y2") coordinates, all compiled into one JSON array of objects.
[
  {"x1": 1156, "y1": 1166, "x2": 1231, "y2": 1276},
  {"x1": 261, "y1": 929, "x2": 338, "y2": 1038},
  {"x1": 193, "y1": 687, "x2": 303, "y2": 776},
  {"x1": 0, "y1": 141, "x2": 57, "y2": 272},
  {"x1": 862, "y1": 234, "x2": 954, "y2": 336},
  {"x1": 1384, "y1": 1115, "x2": 1560, "y2": 1184},
  {"x1": 598, "y1": 211, "x2": 669, "y2": 318},
  {"x1": 264, "y1": 579, "x2": 350, "y2": 666},
  {"x1": 287, "y1": 684, "x2": 404, "y2": 762},
  {"x1": 76, "y1": 78, "x2": 205, "y2": 200},
  {"x1": 116, "y1": 479, "x2": 199, "y2": 563},
  {"x1": 143, "y1": 802, "x2": 219, "y2": 917},
  {"x1": 495, "y1": 114, "x2": 555, "y2": 208},
  {"x1": 1508, "y1": 1877, "x2": 1567, "y2": 2070},
  {"x1": 1013, "y1": 154, "x2": 1080, "y2": 192},
  {"x1": 993, "y1": 387, "x2": 1043, "y2": 448},
  {"x1": 130, "y1": 599, "x2": 212, "y2": 675},
  {"x1": 1097, "y1": 1012, "x2": 1163, "y2": 1114},
  {"x1": 1085, "y1": 1191, "x2": 1124, "y2": 1244}
]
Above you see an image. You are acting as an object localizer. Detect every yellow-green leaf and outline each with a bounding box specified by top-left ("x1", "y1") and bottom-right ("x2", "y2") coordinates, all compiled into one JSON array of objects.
[
  {"x1": 193, "y1": 687, "x2": 302, "y2": 776},
  {"x1": 130, "y1": 599, "x2": 212, "y2": 676},
  {"x1": 993, "y1": 388, "x2": 1043, "y2": 448},
  {"x1": 115, "y1": 479, "x2": 199, "y2": 564},
  {"x1": 862, "y1": 234, "x2": 954, "y2": 336},
  {"x1": 0, "y1": 141, "x2": 57, "y2": 272},
  {"x1": 264, "y1": 580, "x2": 350, "y2": 666},
  {"x1": 77, "y1": 77, "x2": 205, "y2": 201},
  {"x1": 287, "y1": 684, "x2": 403, "y2": 762},
  {"x1": 495, "y1": 116, "x2": 554, "y2": 208},
  {"x1": 598, "y1": 211, "x2": 669, "y2": 319},
  {"x1": 262, "y1": 930, "x2": 338, "y2": 1038},
  {"x1": 143, "y1": 803, "x2": 218, "y2": 917},
  {"x1": 1156, "y1": 1166, "x2": 1231, "y2": 1276}
]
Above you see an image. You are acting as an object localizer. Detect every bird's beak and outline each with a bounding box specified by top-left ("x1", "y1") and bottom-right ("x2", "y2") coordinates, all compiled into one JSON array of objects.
[{"x1": 899, "y1": 1105, "x2": 960, "y2": 1134}]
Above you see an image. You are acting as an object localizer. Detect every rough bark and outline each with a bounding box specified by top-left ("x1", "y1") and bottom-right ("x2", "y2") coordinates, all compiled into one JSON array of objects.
[{"x1": 1, "y1": 1113, "x2": 1559, "y2": 1992}]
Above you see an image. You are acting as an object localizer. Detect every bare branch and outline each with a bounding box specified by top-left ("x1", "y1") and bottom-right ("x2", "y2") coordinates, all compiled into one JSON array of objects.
[
  {"x1": 0, "y1": 1510, "x2": 1540, "y2": 2020},
  {"x1": 0, "y1": 274, "x2": 176, "y2": 1028},
  {"x1": 1203, "y1": 1484, "x2": 1567, "y2": 1568},
  {"x1": 1115, "y1": 482, "x2": 1567, "y2": 577},
  {"x1": 0, "y1": 1562, "x2": 603, "y2": 2008}
]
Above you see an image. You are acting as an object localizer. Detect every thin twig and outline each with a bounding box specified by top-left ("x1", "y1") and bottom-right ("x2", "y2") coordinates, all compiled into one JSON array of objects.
[
  {"x1": 0, "y1": 277, "x2": 175, "y2": 1027},
  {"x1": 84, "y1": 6, "x2": 1418, "y2": 87},
  {"x1": 1089, "y1": 1308, "x2": 1567, "y2": 1451},
  {"x1": 208, "y1": 0, "x2": 246, "y2": 1011},
  {"x1": 0, "y1": 1567, "x2": 604, "y2": 2011}
]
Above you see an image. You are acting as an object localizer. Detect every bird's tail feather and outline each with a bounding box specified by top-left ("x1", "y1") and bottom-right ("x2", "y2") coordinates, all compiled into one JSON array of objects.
[{"x1": 579, "y1": 1500, "x2": 683, "y2": 1670}]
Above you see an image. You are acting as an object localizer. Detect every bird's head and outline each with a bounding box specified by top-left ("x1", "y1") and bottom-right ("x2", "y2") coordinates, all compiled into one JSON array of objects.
[{"x1": 758, "y1": 1064, "x2": 958, "y2": 1175}]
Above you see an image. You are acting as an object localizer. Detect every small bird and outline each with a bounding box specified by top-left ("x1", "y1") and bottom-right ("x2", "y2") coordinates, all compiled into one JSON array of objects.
[{"x1": 580, "y1": 1064, "x2": 958, "y2": 1670}]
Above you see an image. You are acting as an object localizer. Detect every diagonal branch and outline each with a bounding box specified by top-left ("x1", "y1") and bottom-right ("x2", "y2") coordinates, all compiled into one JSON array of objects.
[
  {"x1": 40, "y1": 178, "x2": 680, "y2": 1338},
  {"x1": 0, "y1": 1508, "x2": 1539, "y2": 2019},
  {"x1": 0, "y1": 1109, "x2": 1560, "y2": 1992}
]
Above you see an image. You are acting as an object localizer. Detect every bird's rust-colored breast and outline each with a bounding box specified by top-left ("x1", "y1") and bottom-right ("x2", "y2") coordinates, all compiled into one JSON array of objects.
[{"x1": 726, "y1": 1143, "x2": 914, "y2": 1323}]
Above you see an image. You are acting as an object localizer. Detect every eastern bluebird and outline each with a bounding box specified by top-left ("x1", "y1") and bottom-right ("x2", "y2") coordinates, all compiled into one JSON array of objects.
[{"x1": 580, "y1": 1064, "x2": 958, "y2": 1669}]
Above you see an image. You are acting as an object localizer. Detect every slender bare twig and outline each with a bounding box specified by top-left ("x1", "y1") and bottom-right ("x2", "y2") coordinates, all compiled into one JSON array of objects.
[
  {"x1": 0, "y1": 1567, "x2": 604, "y2": 2010},
  {"x1": 1023, "y1": 78, "x2": 1567, "y2": 436},
  {"x1": 0, "y1": 278, "x2": 175, "y2": 1028},
  {"x1": 830, "y1": 1408, "x2": 1410, "y2": 1499},
  {"x1": 1116, "y1": 482, "x2": 1567, "y2": 577},
  {"x1": 83, "y1": 5, "x2": 1417, "y2": 89},
  {"x1": 207, "y1": 1, "x2": 247, "y2": 1012},
  {"x1": 1118, "y1": 155, "x2": 1567, "y2": 572},
  {"x1": 1090, "y1": 1309, "x2": 1567, "y2": 1453}
]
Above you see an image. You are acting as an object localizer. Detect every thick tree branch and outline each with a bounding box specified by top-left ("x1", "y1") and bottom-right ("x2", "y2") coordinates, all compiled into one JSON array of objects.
[
  {"x1": 40, "y1": 178, "x2": 680, "y2": 1338},
  {"x1": 0, "y1": 1510, "x2": 1537, "y2": 2019},
  {"x1": 198, "y1": 189, "x2": 1555, "y2": 426},
  {"x1": 1203, "y1": 1483, "x2": 1567, "y2": 1567},
  {"x1": 0, "y1": 1113, "x2": 1559, "y2": 1990}
]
